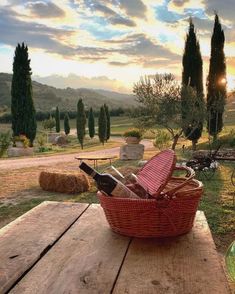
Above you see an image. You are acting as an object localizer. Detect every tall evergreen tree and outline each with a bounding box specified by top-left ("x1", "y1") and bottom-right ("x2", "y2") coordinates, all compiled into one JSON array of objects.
[
  {"x1": 55, "y1": 106, "x2": 60, "y2": 133},
  {"x1": 207, "y1": 13, "x2": 227, "y2": 141},
  {"x1": 76, "y1": 99, "x2": 86, "y2": 149},
  {"x1": 64, "y1": 112, "x2": 70, "y2": 135},
  {"x1": 88, "y1": 107, "x2": 95, "y2": 139},
  {"x1": 104, "y1": 104, "x2": 110, "y2": 142},
  {"x1": 11, "y1": 43, "x2": 37, "y2": 146},
  {"x1": 182, "y1": 18, "x2": 204, "y2": 150},
  {"x1": 98, "y1": 106, "x2": 107, "y2": 145}
]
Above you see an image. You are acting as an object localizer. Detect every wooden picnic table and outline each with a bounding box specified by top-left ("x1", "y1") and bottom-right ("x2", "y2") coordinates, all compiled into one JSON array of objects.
[
  {"x1": 0, "y1": 201, "x2": 231, "y2": 294},
  {"x1": 75, "y1": 154, "x2": 117, "y2": 169}
]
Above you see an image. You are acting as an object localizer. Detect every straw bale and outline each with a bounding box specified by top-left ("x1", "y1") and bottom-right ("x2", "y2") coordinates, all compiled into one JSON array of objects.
[{"x1": 39, "y1": 170, "x2": 90, "y2": 194}]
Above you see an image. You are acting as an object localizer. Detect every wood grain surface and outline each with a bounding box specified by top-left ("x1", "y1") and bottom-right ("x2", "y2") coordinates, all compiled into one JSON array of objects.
[
  {"x1": 0, "y1": 201, "x2": 89, "y2": 293},
  {"x1": 10, "y1": 204, "x2": 130, "y2": 294},
  {"x1": 113, "y1": 211, "x2": 231, "y2": 294}
]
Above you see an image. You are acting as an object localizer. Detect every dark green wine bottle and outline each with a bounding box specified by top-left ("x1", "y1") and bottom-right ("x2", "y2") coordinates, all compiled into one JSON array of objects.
[{"x1": 79, "y1": 161, "x2": 139, "y2": 198}]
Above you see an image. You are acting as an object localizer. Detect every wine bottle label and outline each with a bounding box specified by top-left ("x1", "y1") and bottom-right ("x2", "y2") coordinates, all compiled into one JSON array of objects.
[{"x1": 112, "y1": 182, "x2": 140, "y2": 199}]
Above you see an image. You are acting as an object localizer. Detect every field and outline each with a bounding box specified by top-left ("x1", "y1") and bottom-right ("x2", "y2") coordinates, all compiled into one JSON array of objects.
[{"x1": 0, "y1": 114, "x2": 235, "y2": 262}]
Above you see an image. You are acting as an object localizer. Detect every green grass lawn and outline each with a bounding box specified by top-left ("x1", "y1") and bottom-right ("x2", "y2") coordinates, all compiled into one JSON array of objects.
[{"x1": 0, "y1": 150, "x2": 234, "y2": 256}]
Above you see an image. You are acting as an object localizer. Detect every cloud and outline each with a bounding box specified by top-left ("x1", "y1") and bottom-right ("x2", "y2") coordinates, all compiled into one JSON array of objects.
[
  {"x1": 90, "y1": 3, "x2": 117, "y2": 17},
  {"x1": 109, "y1": 61, "x2": 130, "y2": 66},
  {"x1": 171, "y1": 0, "x2": 190, "y2": 7},
  {"x1": 109, "y1": 16, "x2": 135, "y2": 27},
  {"x1": 0, "y1": 7, "x2": 76, "y2": 55},
  {"x1": 33, "y1": 73, "x2": 130, "y2": 92},
  {"x1": 26, "y1": 1, "x2": 65, "y2": 18},
  {"x1": 204, "y1": 0, "x2": 235, "y2": 23},
  {"x1": 82, "y1": 0, "x2": 136, "y2": 27},
  {"x1": 118, "y1": 34, "x2": 179, "y2": 59},
  {"x1": 118, "y1": 0, "x2": 147, "y2": 19}
]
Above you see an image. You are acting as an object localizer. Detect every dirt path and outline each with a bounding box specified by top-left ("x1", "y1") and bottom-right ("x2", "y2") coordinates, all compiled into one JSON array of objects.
[{"x1": 0, "y1": 138, "x2": 153, "y2": 171}]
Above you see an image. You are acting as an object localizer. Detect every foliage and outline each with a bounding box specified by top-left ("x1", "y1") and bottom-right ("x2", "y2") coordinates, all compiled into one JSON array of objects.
[
  {"x1": 123, "y1": 128, "x2": 142, "y2": 139},
  {"x1": 98, "y1": 106, "x2": 107, "y2": 145},
  {"x1": 88, "y1": 107, "x2": 95, "y2": 139},
  {"x1": 64, "y1": 112, "x2": 70, "y2": 135},
  {"x1": 153, "y1": 130, "x2": 171, "y2": 150},
  {"x1": 0, "y1": 131, "x2": 11, "y2": 157},
  {"x1": 182, "y1": 19, "x2": 204, "y2": 148},
  {"x1": 76, "y1": 99, "x2": 86, "y2": 149},
  {"x1": 181, "y1": 86, "x2": 205, "y2": 150},
  {"x1": 38, "y1": 146, "x2": 52, "y2": 153},
  {"x1": 133, "y1": 73, "x2": 183, "y2": 150},
  {"x1": 37, "y1": 134, "x2": 46, "y2": 147},
  {"x1": 104, "y1": 104, "x2": 110, "y2": 141},
  {"x1": 42, "y1": 115, "x2": 56, "y2": 131},
  {"x1": 11, "y1": 43, "x2": 37, "y2": 146},
  {"x1": 55, "y1": 106, "x2": 60, "y2": 133},
  {"x1": 13, "y1": 134, "x2": 29, "y2": 148},
  {"x1": 207, "y1": 14, "x2": 227, "y2": 140}
]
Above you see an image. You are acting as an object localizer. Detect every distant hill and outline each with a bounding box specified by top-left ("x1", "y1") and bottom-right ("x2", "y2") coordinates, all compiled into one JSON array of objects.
[{"x1": 0, "y1": 73, "x2": 136, "y2": 112}]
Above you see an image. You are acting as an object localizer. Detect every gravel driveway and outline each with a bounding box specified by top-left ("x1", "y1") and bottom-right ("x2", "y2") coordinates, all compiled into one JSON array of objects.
[{"x1": 0, "y1": 138, "x2": 153, "y2": 171}]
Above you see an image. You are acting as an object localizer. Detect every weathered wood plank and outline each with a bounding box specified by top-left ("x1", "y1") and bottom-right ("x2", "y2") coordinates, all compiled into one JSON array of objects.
[
  {"x1": 0, "y1": 201, "x2": 89, "y2": 294},
  {"x1": 10, "y1": 204, "x2": 130, "y2": 294},
  {"x1": 113, "y1": 211, "x2": 231, "y2": 294},
  {"x1": 113, "y1": 212, "x2": 229, "y2": 294}
]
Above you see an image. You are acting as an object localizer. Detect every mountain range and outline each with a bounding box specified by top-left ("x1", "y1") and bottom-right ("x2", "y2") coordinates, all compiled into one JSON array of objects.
[{"x1": 0, "y1": 73, "x2": 136, "y2": 112}]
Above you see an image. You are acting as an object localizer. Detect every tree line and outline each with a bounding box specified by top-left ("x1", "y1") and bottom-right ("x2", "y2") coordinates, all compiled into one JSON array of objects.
[
  {"x1": 0, "y1": 107, "x2": 127, "y2": 123},
  {"x1": 7, "y1": 42, "x2": 125, "y2": 147},
  {"x1": 133, "y1": 13, "x2": 227, "y2": 150}
]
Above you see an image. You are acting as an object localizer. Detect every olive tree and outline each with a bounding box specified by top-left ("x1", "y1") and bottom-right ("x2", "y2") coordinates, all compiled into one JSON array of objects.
[{"x1": 133, "y1": 74, "x2": 204, "y2": 150}]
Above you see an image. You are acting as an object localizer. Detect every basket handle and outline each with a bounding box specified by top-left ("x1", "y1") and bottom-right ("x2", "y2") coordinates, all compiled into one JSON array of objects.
[{"x1": 160, "y1": 165, "x2": 195, "y2": 198}]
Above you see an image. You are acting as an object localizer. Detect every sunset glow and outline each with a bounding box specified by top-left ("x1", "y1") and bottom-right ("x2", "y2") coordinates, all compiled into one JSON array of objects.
[{"x1": 0, "y1": 0, "x2": 235, "y2": 92}]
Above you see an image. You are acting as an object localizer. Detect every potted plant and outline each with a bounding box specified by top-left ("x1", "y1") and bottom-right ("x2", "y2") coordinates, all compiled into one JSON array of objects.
[
  {"x1": 13, "y1": 134, "x2": 29, "y2": 148},
  {"x1": 123, "y1": 129, "x2": 143, "y2": 144}
]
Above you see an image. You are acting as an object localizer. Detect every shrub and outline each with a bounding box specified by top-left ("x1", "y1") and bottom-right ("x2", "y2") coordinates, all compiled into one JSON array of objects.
[
  {"x1": 0, "y1": 131, "x2": 11, "y2": 157},
  {"x1": 13, "y1": 134, "x2": 30, "y2": 148},
  {"x1": 229, "y1": 129, "x2": 235, "y2": 147},
  {"x1": 153, "y1": 130, "x2": 171, "y2": 150},
  {"x1": 37, "y1": 134, "x2": 46, "y2": 147},
  {"x1": 42, "y1": 115, "x2": 56, "y2": 131},
  {"x1": 123, "y1": 128, "x2": 142, "y2": 139}
]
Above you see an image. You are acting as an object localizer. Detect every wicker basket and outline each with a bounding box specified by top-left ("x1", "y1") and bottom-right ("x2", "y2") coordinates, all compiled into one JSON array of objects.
[{"x1": 98, "y1": 151, "x2": 203, "y2": 238}]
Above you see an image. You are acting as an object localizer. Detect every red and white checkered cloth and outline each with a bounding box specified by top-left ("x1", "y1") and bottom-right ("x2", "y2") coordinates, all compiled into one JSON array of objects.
[{"x1": 136, "y1": 149, "x2": 176, "y2": 197}]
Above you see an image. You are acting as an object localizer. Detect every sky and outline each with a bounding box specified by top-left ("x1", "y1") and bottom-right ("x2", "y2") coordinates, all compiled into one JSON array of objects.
[{"x1": 0, "y1": 0, "x2": 235, "y2": 93}]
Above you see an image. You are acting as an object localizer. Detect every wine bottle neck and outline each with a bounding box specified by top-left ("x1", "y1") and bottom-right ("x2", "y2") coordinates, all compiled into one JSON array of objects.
[{"x1": 79, "y1": 161, "x2": 100, "y2": 179}]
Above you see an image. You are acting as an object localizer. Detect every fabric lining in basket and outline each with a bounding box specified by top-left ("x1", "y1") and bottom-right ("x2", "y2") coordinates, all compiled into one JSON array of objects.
[{"x1": 137, "y1": 149, "x2": 176, "y2": 196}]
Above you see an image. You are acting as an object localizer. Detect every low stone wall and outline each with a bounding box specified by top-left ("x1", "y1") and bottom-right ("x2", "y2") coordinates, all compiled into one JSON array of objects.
[
  {"x1": 120, "y1": 144, "x2": 144, "y2": 160},
  {"x1": 7, "y1": 147, "x2": 34, "y2": 157}
]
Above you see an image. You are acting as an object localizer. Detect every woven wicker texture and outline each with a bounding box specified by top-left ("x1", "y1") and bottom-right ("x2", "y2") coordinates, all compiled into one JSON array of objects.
[
  {"x1": 98, "y1": 178, "x2": 203, "y2": 237},
  {"x1": 39, "y1": 170, "x2": 90, "y2": 194},
  {"x1": 98, "y1": 150, "x2": 203, "y2": 238}
]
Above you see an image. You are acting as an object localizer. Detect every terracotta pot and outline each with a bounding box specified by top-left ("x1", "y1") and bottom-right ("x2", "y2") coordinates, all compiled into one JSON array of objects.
[{"x1": 125, "y1": 137, "x2": 141, "y2": 144}]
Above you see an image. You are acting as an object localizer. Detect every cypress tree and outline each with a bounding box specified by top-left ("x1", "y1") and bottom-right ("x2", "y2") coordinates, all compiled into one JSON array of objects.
[
  {"x1": 104, "y1": 104, "x2": 110, "y2": 142},
  {"x1": 182, "y1": 18, "x2": 204, "y2": 150},
  {"x1": 64, "y1": 112, "x2": 70, "y2": 135},
  {"x1": 88, "y1": 107, "x2": 95, "y2": 139},
  {"x1": 11, "y1": 43, "x2": 37, "y2": 146},
  {"x1": 76, "y1": 98, "x2": 86, "y2": 149},
  {"x1": 207, "y1": 13, "x2": 226, "y2": 141},
  {"x1": 55, "y1": 106, "x2": 60, "y2": 133},
  {"x1": 98, "y1": 106, "x2": 107, "y2": 145}
]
